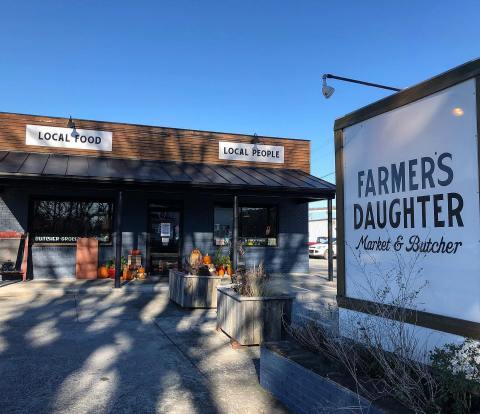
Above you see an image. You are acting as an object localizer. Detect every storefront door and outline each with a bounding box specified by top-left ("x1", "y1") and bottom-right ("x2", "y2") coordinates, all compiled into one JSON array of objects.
[{"x1": 147, "y1": 204, "x2": 182, "y2": 275}]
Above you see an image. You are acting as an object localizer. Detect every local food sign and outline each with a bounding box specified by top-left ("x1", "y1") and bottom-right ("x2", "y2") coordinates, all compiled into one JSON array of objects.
[
  {"x1": 342, "y1": 79, "x2": 480, "y2": 322},
  {"x1": 219, "y1": 141, "x2": 284, "y2": 164},
  {"x1": 26, "y1": 125, "x2": 113, "y2": 152}
]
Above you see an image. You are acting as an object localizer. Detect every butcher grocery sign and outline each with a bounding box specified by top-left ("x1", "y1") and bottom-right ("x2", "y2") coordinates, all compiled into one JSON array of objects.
[
  {"x1": 341, "y1": 78, "x2": 480, "y2": 322},
  {"x1": 26, "y1": 124, "x2": 112, "y2": 152}
]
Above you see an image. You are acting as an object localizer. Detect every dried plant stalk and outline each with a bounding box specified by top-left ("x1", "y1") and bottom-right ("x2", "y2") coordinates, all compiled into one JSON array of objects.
[
  {"x1": 288, "y1": 248, "x2": 443, "y2": 414},
  {"x1": 233, "y1": 262, "x2": 270, "y2": 297}
]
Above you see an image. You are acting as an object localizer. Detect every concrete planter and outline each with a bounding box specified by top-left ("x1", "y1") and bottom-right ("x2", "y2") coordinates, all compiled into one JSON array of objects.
[
  {"x1": 169, "y1": 270, "x2": 223, "y2": 308},
  {"x1": 216, "y1": 285, "x2": 293, "y2": 345},
  {"x1": 260, "y1": 341, "x2": 408, "y2": 414}
]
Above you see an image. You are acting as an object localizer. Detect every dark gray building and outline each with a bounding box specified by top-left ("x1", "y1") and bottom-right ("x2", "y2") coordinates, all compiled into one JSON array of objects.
[{"x1": 0, "y1": 112, "x2": 335, "y2": 282}]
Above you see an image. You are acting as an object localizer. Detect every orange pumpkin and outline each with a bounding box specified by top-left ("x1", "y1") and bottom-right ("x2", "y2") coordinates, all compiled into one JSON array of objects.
[
  {"x1": 122, "y1": 265, "x2": 130, "y2": 280},
  {"x1": 203, "y1": 254, "x2": 212, "y2": 265},
  {"x1": 98, "y1": 265, "x2": 109, "y2": 279},
  {"x1": 218, "y1": 266, "x2": 225, "y2": 277}
]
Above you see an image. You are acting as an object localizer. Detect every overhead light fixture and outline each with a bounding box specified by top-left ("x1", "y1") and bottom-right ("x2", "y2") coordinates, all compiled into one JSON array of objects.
[
  {"x1": 322, "y1": 75, "x2": 335, "y2": 99},
  {"x1": 321, "y1": 73, "x2": 401, "y2": 99},
  {"x1": 67, "y1": 116, "x2": 75, "y2": 129},
  {"x1": 251, "y1": 133, "x2": 260, "y2": 145},
  {"x1": 67, "y1": 116, "x2": 79, "y2": 137}
]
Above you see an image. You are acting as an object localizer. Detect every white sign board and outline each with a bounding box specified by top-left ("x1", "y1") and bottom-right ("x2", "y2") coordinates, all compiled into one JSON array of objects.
[
  {"x1": 219, "y1": 141, "x2": 284, "y2": 164},
  {"x1": 26, "y1": 124, "x2": 113, "y2": 152},
  {"x1": 160, "y1": 223, "x2": 171, "y2": 237},
  {"x1": 343, "y1": 79, "x2": 480, "y2": 323}
]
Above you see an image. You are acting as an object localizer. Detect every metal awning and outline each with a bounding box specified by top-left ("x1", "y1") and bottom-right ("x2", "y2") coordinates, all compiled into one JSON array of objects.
[{"x1": 0, "y1": 151, "x2": 335, "y2": 199}]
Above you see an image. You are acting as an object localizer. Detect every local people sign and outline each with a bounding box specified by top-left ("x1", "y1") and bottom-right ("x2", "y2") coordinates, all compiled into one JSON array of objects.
[
  {"x1": 26, "y1": 125, "x2": 113, "y2": 152},
  {"x1": 219, "y1": 141, "x2": 284, "y2": 164},
  {"x1": 342, "y1": 78, "x2": 480, "y2": 323}
]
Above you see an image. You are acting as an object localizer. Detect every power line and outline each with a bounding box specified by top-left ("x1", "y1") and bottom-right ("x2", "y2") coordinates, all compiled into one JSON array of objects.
[{"x1": 320, "y1": 171, "x2": 335, "y2": 179}]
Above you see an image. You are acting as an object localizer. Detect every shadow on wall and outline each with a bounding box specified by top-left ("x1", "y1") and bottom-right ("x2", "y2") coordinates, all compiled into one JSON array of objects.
[
  {"x1": 0, "y1": 191, "x2": 28, "y2": 234},
  {"x1": 243, "y1": 233, "x2": 309, "y2": 275}
]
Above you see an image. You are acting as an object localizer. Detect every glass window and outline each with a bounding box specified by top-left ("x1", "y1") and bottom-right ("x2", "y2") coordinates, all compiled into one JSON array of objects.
[
  {"x1": 214, "y1": 207, "x2": 233, "y2": 246},
  {"x1": 213, "y1": 205, "x2": 278, "y2": 247},
  {"x1": 31, "y1": 199, "x2": 113, "y2": 244},
  {"x1": 239, "y1": 206, "x2": 277, "y2": 247}
]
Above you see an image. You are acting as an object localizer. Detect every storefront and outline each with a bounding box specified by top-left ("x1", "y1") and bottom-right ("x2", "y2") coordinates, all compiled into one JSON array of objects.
[{"x1": 0, "y1": 112, "x2": 335, "y2": 284}]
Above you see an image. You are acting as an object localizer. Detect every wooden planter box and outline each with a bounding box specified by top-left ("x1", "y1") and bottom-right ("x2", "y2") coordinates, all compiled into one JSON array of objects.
[
  {"x1": 169, "y1": 270, "x2": 223, "y2": 308},
  {"x1": 261, "y1": 341, "x2": 408, "y2": 414},
  {"x1": 216, "y1": 285, "x2": 294, "y2": 345}
]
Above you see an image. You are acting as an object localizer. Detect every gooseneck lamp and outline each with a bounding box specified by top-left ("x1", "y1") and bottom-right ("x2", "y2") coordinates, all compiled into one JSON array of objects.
[{"x1": 322, "y1": 74, "x2": 402, "y2": 99}]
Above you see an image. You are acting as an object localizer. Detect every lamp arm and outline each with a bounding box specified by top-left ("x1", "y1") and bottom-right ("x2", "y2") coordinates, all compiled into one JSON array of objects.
[{"x1": 324, "y1": 74, "x2": 401, "y2": 92}]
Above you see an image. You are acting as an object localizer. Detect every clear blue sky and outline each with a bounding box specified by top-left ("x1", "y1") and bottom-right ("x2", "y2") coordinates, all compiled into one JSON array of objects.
[{"x1": 1, "y1": 1, "x2": 479, "y2": 188}]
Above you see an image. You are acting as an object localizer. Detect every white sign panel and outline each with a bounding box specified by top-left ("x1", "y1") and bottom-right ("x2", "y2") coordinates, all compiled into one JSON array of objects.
[
  {"x1": 26, "y1": 124, "x2": 113, "y2": 152},
  {"x1": 219, "y1": 141, "x2": 284, "y2": 164},
  {"x1": 160, "y1": 223, "x2": 171, "y2": 237},
  {"x1": 343, "y1": 79, "x2": 480, "y2": 323}
]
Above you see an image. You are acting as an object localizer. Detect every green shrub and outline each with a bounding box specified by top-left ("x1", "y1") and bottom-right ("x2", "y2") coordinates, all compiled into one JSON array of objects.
[{"x1": 431, "y1": 339, "x2": 480, "y2": 413}]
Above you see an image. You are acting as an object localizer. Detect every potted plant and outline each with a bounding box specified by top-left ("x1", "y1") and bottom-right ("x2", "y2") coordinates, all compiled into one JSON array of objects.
[
  {"x1": 106, "y1": 259, "x2": 115, "y2": 278},
  {"x1": 224, "y1": 256, "x2": 233, "y2": 277},
  {"x1": 214, "y1": 249, "x2": 223, "y2": 274},
  {"x1": 106, "y1": 257, "x2": 127, "y2": 279},
  {"x1": 216, "y1": 263, "x2": 294, "y2": 345},
  {"x1": 214, "y1": 249, "x2": 231, "y2": 277}
]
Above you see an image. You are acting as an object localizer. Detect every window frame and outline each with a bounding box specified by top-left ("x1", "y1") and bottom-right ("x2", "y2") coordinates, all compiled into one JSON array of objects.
[{"x1": 28, "y1": 196, "x2": 115, "y2": 246}]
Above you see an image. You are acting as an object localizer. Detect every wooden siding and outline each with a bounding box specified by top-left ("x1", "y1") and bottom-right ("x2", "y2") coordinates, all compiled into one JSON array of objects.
[
  {"x1": 216, "y1": 286, "x2": 293, "y2": 345},
  {"x1": 169, "y1": 270, "x2": 222, "y2": 308},
  {"x1": 0, "y1": 112, "x2": 311, "y2": 173}
]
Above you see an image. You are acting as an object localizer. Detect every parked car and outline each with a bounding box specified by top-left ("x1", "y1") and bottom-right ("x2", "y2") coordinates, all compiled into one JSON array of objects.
[
  {"x1": 307, "y1": 236, "x2": 332, "y2": 246},
  {"x1": 309, "y1": 240, "x2": 336, "y2": 259}
]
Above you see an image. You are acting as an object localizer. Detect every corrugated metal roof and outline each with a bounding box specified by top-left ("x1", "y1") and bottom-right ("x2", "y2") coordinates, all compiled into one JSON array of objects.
[{"x1": 0, "y1": 151, "x2": 335, "y2": 198}]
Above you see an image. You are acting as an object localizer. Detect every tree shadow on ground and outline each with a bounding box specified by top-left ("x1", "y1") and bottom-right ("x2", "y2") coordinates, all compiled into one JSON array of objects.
[
  {"x1": 0, "y1": 283, "x2": 288, "y2": 413},
  {"x1": 0, "y1": 289, "x2": 222, "y2": 413}
]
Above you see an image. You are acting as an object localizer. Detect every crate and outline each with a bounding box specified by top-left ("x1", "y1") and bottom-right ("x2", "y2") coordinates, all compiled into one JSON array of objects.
[{"x1": 128, "y1": 254, "x2": 142, "y2": 267}]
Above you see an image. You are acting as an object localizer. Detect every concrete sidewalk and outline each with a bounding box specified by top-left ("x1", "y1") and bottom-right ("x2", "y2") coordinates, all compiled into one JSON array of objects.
[
  {"x1": 0, "y1": 260, "x2": 337, "y2": 412},
  {"x1": 0, "y1": 278, "x2": 170, "y2": 296},
  {"x1": 0, "y1": 289, "x2": 288, "y2": 413},
  {"x1": 0, "y1": 259, "x2": 338, "y2": 326}
]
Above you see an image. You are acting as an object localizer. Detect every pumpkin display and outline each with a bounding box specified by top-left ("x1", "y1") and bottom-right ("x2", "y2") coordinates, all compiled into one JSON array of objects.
[
  {"x1": 98, "y1": 265, "x2": 109, "y2": 279},
  {"x1": 189, "y1": 249, "x2": 203, "y2": 269},
  {"x1": 203, "y1": 253, "x2": 212, "y2": 265},
  {"x1": 122, "y1": 265, "x2": 132, "y2": 281}
]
